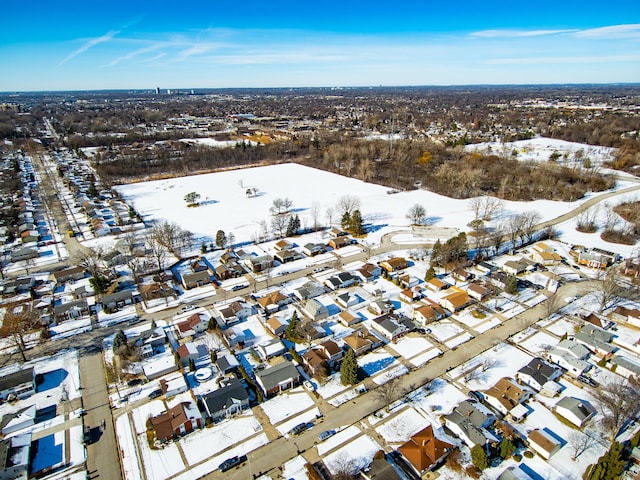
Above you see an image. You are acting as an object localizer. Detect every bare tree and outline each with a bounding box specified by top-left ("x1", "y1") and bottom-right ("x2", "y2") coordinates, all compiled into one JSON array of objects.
[
  {"x1": 489, "y1": 224, "x2": 506, "y2": 256},
  {"x1": 376, "y1": 378, "x2": 403, "y2": 412},
  {"x1": 469, "y1": 197, "x2": 483, "y2": 222},
  {"x1": 481, "y1": 197, "x2": 504, "y2": 221},
  {"x1": 310, "y1": 202, "x2": 321, "y2": 231},
  {"x1": 603, "y1": 202, "x2": 620, "y2": 232},
  {"x1": 325, "y1": 206, "x2": 335, "y2": 226},
  {"x1": 593, "y1": 268, "x2": 636, "y2": 312},
  {"x1": 0, "y1": 305, "x2": 40, "y2": 362},
  {"x1": 543, "y1": 291, "x2": 563, "y2": 320},
  {"x1": 406, "y1": 204, "x2": 427, "y2": 225},
  {"x1": 145, "y1": 230, "x2": 167, "y2": 273},
  {"x1": 480, "y1": 356, "x2": 498, "y2": 372},
  {"x1": 576, "y1": 205, "x2": 599, "y2": 232},
  {"x1": 270, "y1": 197, "x2": 293, "y2": 215},
  {"x1": 521, "y1": 211, "x2": 542, "y2": 243},
  {"x1": 336, "y1": 195, "x2": 361, "y2": 217},
  {"x1": 271, "y1": 214, "x2": 289, "y2": 238},
  {"x1": 75, "y1": 245, "x2": 106, "y2": 278},
  {"x1": 568, "y1": 431, "x2": 598, "y2": 461},
  {"x1": 507, "y1": 215, "x2": 525, "y2": 251},
  {"x1": 595, "y1": 378, "x2": 640, "y2": 441}
]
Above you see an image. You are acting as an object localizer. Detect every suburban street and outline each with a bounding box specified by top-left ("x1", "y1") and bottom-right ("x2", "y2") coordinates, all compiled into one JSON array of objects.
[{"x1": 79, "y1": 353, "x2": 123, "y2": 480}]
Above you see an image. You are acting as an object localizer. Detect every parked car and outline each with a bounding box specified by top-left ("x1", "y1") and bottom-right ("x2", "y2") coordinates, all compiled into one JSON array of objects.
[
  {"x1": 289, "y1": 422, "x2": 311, "y2": 436},
  {"x1": 577, "y1": 375, "x2": 598, "y2": 387},
  {"x1": 148, "y1": 389, "x2": 163, "y2": 400},
  {"x1": 468, "y1": 390, "x2": 484, "y2": 403},
  {"x1": 127, "y1": 378, "x2": 143, "y2": 387},
  {"x1": 303, "y1": 380, "x2": 315, "y2": 391},
  {"x1": 219, "y1": 455, "x2": 247, "y2": 472},
  {"x1": 318, "y1": 429, "x2": 336, "y2": 442},
  {"x1": 181, "y1": 304, "x2": 196, "y2": 312},
  {"x1": 232, "y1": 284, "x2": 248, "y2": 291}
]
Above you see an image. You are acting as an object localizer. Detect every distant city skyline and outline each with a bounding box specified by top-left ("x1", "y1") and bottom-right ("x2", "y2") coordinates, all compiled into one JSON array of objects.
[{"x1": 1, "y1": 0, "x2": 639, "y2": 92}]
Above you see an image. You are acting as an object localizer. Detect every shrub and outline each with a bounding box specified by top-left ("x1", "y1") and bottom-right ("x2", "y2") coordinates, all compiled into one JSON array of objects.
[
  {"x1": 513, "y1": 453, "x2": 522, "y2": 462},
  {"x1": 523, "y1": 450, "x2": 534, "y2": 459}
]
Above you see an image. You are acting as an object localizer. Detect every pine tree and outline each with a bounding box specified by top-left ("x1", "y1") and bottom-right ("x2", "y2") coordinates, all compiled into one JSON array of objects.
[
  {"x1": 505, "y1": 274, "x2": 518, "y2": 294},
  {"x1": 188, "y1": 358, "x2": 196, "y2": 372},
  {"x1": 431, "y1": 239, "x2": 442, "y2": 267},
  {"x1": 150, "y1": 319, "x2": 157, "y2": 329},
  {"x1": 215, "y1": 230, "x2": 227, "y2": 249},
  {"x1": 471, "y1": 444, "x2": 489, "y2": 470},
  {"x1": 341, "y1": 211, "x2": 351, "y2": 230},
  {"x1": 208, "y1": 317, "x2": 218, "y2": 330},
  {"x1": 584, "y1": 442, "x2": 625, "y2": 480},
  {"x1": 499, "y1": 438, "x2": 516, "y2": 459},
  {"x1": 286, "y1": 215, "x2": 299, "y2": 236},
  {"x1": 112, "y1": 330, "x2": 127, "y2": 353},
  {"x1": 350, "y1": 209, "x2": 365, "y2": 236},
  {"x1": 285, "y1": 311, "x2": 299, "y2": 341},
  {"x1": 425, "y1": 265, "x2": 436, "y2": 281},
  {"x1": 340, "y1": 348, "x2": 358, "y2": 386}
]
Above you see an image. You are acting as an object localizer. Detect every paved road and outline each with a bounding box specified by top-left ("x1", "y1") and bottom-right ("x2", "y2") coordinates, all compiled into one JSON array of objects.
[
  {"x1": 79, "y1": 353, "x2": 123, "y2": 480},
  {"x1": 203, "y1": 281, "x2": 596, "y2": 480}
]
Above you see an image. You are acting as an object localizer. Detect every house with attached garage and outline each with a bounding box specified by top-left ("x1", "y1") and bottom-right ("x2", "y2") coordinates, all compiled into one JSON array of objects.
[
  {"x1": 516, "y1": 358, "x2": 563, "y2": 392},
  {"x1": 0, "y1": 367, "x2": 35, "y2": 402},
  {"x1": 357, "y1": 263, "x2": 382, "y2": 282},
  {"x1": 380, "y1": 257, "x2": 409, "y2": 273},
  {"x1": 54, "y1": 299, "x2": 90, "y2": 322},
  {"x1": 303, "y1": 298, "x2": 329, "y2": 321},
  {"x1": 256, "y1": 291, "x2": 291, "y2": 314},
  {"x1": 100, "y1": 289, "x2": 134, "y2": 310},
  {"x1": 371, "y1": 313, "x2": 413, "y2": 342},
  {"x1": 302, "y1": 243, "x2": 325, "y2": 257},
  {"x1": 217, "y1": 300, "x2": 253, "y2": 326},
  {"x1": 151, "y1": 402, "x2": 202, "y2": 443},
  {"x1": 202, "y1": 378, "x2": 250, "y2": 422},
  {"x1": 444, "y1": 400, "x2": 498, "y2": 448},
  {"x1": 245, "y1": 254, "x2": 274, "y2": 273},
  {"x1": 254, "y1": 360, "x2": 300, "y2": 398},
  {"x1": 398, "y1": 424, "x2": 456, "y2": 477},
  {"x1": 547, "y1": 340, "x2": 591, "y2": 377},
  {"x1": 293, "y1": 281, "x2": 326, "y2": 301},
  {"x1": 182, "y1": 270, "x2": 211, "y2": 289},
  {"x1": 323, "y1": 272, "x2": 357, "y2": 291},
  {"x1": 52, "y1": 266, "x2": 85, "y2": 285},
  {"x1": 440, "y1": 290, "x2": 472, "y2": 313},
  {"x1": 554, "y1": 396, "x2": 596, "y2": 427},
  {"x1": 343, "y1": 328, "x2": 381, "y2": 356},
  {"x1": 414, "y1": 303, "x2": 447, "y2": 325},
  {"x1": 483, "y1": 377, "x2": 532, "y2": 417},
  {"x1": 527, "y1": 429, "x2": 561, "y2": 460},
  {"x1": 256, "y1": 338, "x2": 285, "y2": 360}
]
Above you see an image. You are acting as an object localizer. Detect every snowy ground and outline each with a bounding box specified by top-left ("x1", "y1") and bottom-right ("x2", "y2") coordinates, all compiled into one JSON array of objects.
[{"x1": 260, "y1": 388, "x2": 315, "y2": 425}]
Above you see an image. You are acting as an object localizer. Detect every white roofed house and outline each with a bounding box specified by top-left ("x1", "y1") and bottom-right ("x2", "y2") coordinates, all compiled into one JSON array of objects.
[
  {"x1": 0, "y1": 405, "x2": 36, "y2": 435},
  {"x1": 256, "y1": 338, "x2": 285, "y2": 360},
  {"x1": 244, "y1": 254, "x2": 274, "y2": 273},
  {"x1": 554, "y1": 396, "x2": 596, "y2": 427},
  {"x1": 610, "y1": 355, "x2": 640, "y2": 379},
  {"x1": 217, "y1": 300, "x2": 253, "y2": 327},
  {"x1": 574, "y1": 324, "x2": 616, "y2": 359},
  {"x1": 335, "y1": 291, "x2": 362, "y2": 309},
  {"x1": 303, "y1": 298, "x2": 329, "y2": 321},
  {"x1": 547, "y1": 339, "x2": 591, "y2": 376},
  {"x1": 293, "y1": 281, "x2": 326, "y2": 301},
  {"x1": 160, "y1": 372, "x2": 189, "y2": 398}
]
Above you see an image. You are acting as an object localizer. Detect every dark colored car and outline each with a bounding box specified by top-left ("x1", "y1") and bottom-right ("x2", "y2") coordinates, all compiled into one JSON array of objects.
[
  {"x1": 468, "y1": 390, "x2": 484, "y2": 403},
  {"x1": 148, "y1": 389, "x2": 163, "y2": 399},
  {"x1": 289, "y1": 422, "x2": 310, "y2": 435},
  {"x1": 219, "y1": 454, "x2": 247, "y2": 472},
  {"x1": 577, "y1": 375, "x2": 598, "y2": 387},
  {"x1": 127, "y1": 378, "x2": 143, "y2": 387}
]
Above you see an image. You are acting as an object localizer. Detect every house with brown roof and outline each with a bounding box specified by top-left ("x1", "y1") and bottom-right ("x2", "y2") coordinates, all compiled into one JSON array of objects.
[
  {"x1": 380, "y1": 257, "x2": 409, "y2": 273},
  {"x1": 440, "y1": 291, "x2": 472, "y2": 312},
  {"x1": 151, "y1": 402, "x2": 202, "y2": 443},
  {"x1": 399, "y1": 286, "x2": 424, "y2": 303},
  {"x1": 527, "y1": 429, "x2": 561, "y2": 459},
  {"x1": 483, "y1": 377, "x2": 531, "y2": 416},
  {"x1": 338, "y1": 310, "x2": 362, "y2": 327},
  {"x1": 414, "y1": 304, "x2": 446, "y2": 325},
  {"x1": 398, "y1": 425, "x2": 455, "y2": 476},
  {"x1": 256, "y1": 291, "x2": 291, "y2": 314},
  {"x1": 274, "y1": 239, "x2": 294, "y2": 251},
  {"x1": 357, "y1": 263, "x2": 382, "y2": 283},
  {"x1": 181, "y1": 270, "x2": 211, "y2": 289},
  {"x1": 328, "y1": 236, "x2": 352, "y2": 249},
  {"x1": 302, "y1": 349, "x2": 328, "y2": 377},
  {"x1": 426, "y1": 278, "x2": 450, "y2": 292},
  {"x1": 343, "y1": 328, "x2": 380, "y2": 356},
  {"x1": 467, "y1": 282, "x2": 491, "y2": 301},
  {"x1": 52, "y1": 266, "x2": 85, "y2": 285},
  {"x1": 266, "y1": 316, "x2": 288, "y2": 336},
  {"x1": 176, "y1": 313, "x2": 208, "y2": 337}
]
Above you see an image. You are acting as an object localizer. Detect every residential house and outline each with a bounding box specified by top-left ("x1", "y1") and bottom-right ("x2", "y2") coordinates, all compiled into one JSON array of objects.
[
  {"x1": 52, "y1": 266, "x2": 85, "y2": 285},
  {"x1": 202, "y1": 378, "x2": 249, "y2": 422},
  {"x1": 532, "y1": 250, "x2": 562, "y2": 266},
  {"x1": 302, "y1": 243, "x2": 325, "y2": 257},
  {"x1": 452, "y1": 268, "x2": 474, "y2": 283},
  {"x1": 256, "y1": 338, "x2": 285, "y2": 360},
  {"x1": 216, "y1": 352, "x2": 240, "y2": 375},
  {"x1": 444, "y1": 400, "x2": 498, "y2": 448},
  {"x1": 329, "y1": 228, "x2": 348, "y2": 238},
  {"x1": 399, "y1": 286, "x2": 424, "y2": 303},
  {"x1": 440, "y1": 291, "x2": 472, "y2": 313},
  {"x1": 274, "y1": 239, "x2": 294, "y2": 251},
  {"x1": 483, "y1": 377, "x2": 531, "y2": 417},
  {"x1": 302, "y1": 349, "x2": 328, "y2": 377},
  {"x1": 177, "y1": 313, "x2": 208, "y2": 337},
  {"x1": 578, "y1": 248, "x2": 616, "y2": 269},
  {"x1": 360, "y1": 458, "x2": 403, "y2": 480},
  {"x1": 338, "y1": 310, "x2": 362, "y2": 327},
  {"x1": 143, "y1": 353, "x2": 179, "y2": 380},
  {"x1": 371, "y1": 313, "x2": 413, "y2": 342},
  {"x1": 343, "y1": 328, "x2": 380, "y2": 356},
  {"x1": 380, "y1": 257, "x2": 409, "y2": 273},
  {"x1": 274, "y1": 249, "x2": 298, "y2": 264},
  {"x1": 398, "y1": 425, "x2": 455, "y2": 476},
  {"x1": 140, "y1": 283, "x2": 173, "y2": 302},
  {"x1": 245, "y1": 254, "x2": 274, "y2": 273},
  {"x1": 328, "y1": 236, "x2": 352, "y2": 249},
  {"x1": 151, "y1": 402, "x2": 202, "y2": 443},
  {"x1": 516, "y1": 358, "x2": 563, "y2": 392},
  {"x1": 160, "y1": 372, "x2": 189, "y2": 398},
  {"x1": 182, "y1": 270, "x2": 211, "y2": 289},
  {"x1": 10, "y1": 247, "x2": 38, "y2": 263},
  {"x1": 611, "y1": 306, "x2": 640, "y2": 328},
  {"x1": 0, "y1": 433, "x2": 30, "y2": 480},
  {"x1": 303, "y1": 298, "x2": 329, "y2": 321},
  {"x1": 547, "y1": 341, "x2": 590, "y2": 377},
  {"x1": 527, "y1": 429, "x2": 562, "y2": 459},
  {"x1": 610, "y1": 355, "x2": 640, "y2": 379},
  {"x1": 488, "y1": 271, "x2": 509, "y2": 290},
  {"x1": 53, "y1": 299, "x2": 90, "y2": 322},
  {"x1": 477, "y1": 261, "x2": 497, "y2": 274},
  {"x1": 555, "y1": 396, "x2": 596, "y2": 427},
  {"x1": 317, "y1": 340, "x2": 343, "y2": 369},
  {"x1": 414, "y1": 304, "x2": 446, "y2": 325},
  {"x1": 369, "y1": 298, "x2": 395, "y2": 316},
  {"x1": 467, "y1": 283, "x2": 491, "y2": 302},
  {"x1": 218, "y1": 300, "x2": 252, "y2": 326},
  {"x1": 100, "y1": 290, "x2": 133, "y2": 310},
  {"x1": 293, "y1": 281, "x2": 326, "y2": 301},
  {"x1": 324, "y1": 272, "x2": 357, "y2": 291},
  {"x1": 254, "y1": 360, "x2": 300, "y2": 398},
  {"x1": 336, "y1": 291, "x2": 362, "y2": 309},
  {"x1": 256, "y1": 291, "x2": 290, "y2": 314},
  {"x1": 0, "y1": 405, "x2": 36, "y2": 435},
  {"x1": 266, "y1": 316, "x2": 289, "y2": 336},
  {"x1": 357, "y1": 263, "x2": 382, "y2": 282},
  {"x1": 426, "y1": 278, "x2": 450, "y2": 292},
  {"x1": 574, "y1": 325, "x2": 616, "y2": 358},
  {"x1": 176, "y1": 342, "x2": 202, "y2": 366},
  {"x1": 503, "y1": 260, "x2": 527, "y2": 275}
]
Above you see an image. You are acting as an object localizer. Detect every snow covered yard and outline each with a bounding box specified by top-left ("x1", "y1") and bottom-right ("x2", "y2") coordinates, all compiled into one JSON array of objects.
[
  {"x1": 428, "y1": 320, "x2": 465, "y2": 343},
  {"x1": 259, "y1": 388, "x2": 315, "y2": 425},
  {"x1": 375, "y1": 406, "x2": 430, "y2": 444},
  {"x1": 386, "y1": 335, "x2": 434, "y2": 361},
  {"x1": 323, "y1": 434, "x2": 381, "y2": 476},
  {"x1": 517, "y1": 330, "x2": 559, "y2": 355}
]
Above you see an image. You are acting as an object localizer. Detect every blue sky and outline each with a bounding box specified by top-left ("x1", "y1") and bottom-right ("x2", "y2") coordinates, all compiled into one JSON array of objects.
[{"x1": 1, "y1": 1, "x2": 639, "y2": 91}]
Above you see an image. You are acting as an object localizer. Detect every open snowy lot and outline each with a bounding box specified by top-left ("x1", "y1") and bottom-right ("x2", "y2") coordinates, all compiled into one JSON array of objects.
[{"x1": 260, "y1": 388, "x2": 315, "y2": 425}]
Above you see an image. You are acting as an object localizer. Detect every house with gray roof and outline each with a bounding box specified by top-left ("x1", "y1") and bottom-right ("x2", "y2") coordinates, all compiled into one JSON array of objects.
[
  {"x1": 202, "y1": 378, "x2": 249, "y2": 422},
  {"x1": 0, "y1": 368, "x2": 35, "y2": 401},
  {"x1": 611, "y1": 355, "x2": 640, "y2": 379},
  {"x1": 516, "y1": 358, "x2": 563, "y2": 392},
  {"x1": 0, "y1": 433, "x2": 30, "y2": 480},
  {"x1": 293, "y1": 281, "x2": 326, "y2": 301},
  {"x1": 371, "y1": 313, "x2": 413, "y2": 342},
  {"x1": 555, "y1": 396, "x2": 596, "y2": 427},
  {"x1": 443, "y1": 400, "x2": 498, "y2": 448},
  {"x1": 53, "y1": 299, "x2": 90, "y2": 322},
  {"x1": 303, "y1": 298, "x2": 329, "y2": 321},
  {"x1": 254, "y1": 360, "x2": 300, "y2": 398},
  {"x1": 182, "y1": 270, "x2": 211, "y2": 289},
  {"x1": 101, "y1": 290, "x2": 134, "y2": 309},
  {"x1": 574, "y1": 325, "x2": 616, "y2": 358}
]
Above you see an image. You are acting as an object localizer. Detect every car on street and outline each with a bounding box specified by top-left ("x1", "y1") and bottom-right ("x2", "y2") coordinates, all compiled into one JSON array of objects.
[
  {"x1": 303, "y1": 380, "x2": 315, "y2": 391},
  {"x1": 318, "y1": 429, "x2": 336, "y2": 442},
  {"x1": 577, "y1": 375, "x2": 598, "y2": 387},
  {"x1": 181, "y1": 305, "x2": 196, "y2": 312},
  {"x1": 148, "y1": 389, "x2": 163, "y2": 400},
  {"x1": 468, "y1": 390, "x2": 484, "y2": 403},
  {"x1": 232, "y1": 284, "x2": 248, "y2": 291},
  {"x1": 289, "y1": 422, "x2": 312, "y2": 435},
  {"x1": 219, "y1": 455, "x2": 247, "y2": 472}
]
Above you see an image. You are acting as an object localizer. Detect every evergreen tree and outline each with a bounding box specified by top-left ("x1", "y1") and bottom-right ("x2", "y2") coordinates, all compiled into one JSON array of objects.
[
  {"x1": 350, "y1": 209, "x2": 365, "y2": 236},
  {"x1": 215, "y1": 229, "x2": 227, "y2": 249},
  {"x1": 341, "y1": 211, "x2": 351, "y2": 230},
  {"x1": 285, "y1": 311, "x2": 299, "y2": 341},
  {"x1": 425, "y1": 265, "x2": 436, "y2": 281},
  {"x1": 431, "y1": 239, "x2": 442, "y2": 266},
  {"x1": 471, "y1": 444, "x2": 489, "y2": 470},
  {"x1": 188, "y1": 358, "x2": 196, "y2": 372},
  {"x1": 150, "y1": 319, "x2": 157, "y2": 329},
  {"x1": 286, "y1": 215, "x2": 300, "y2": 236},
  {"x1": 340, "y1": 348, "x2": 358, "y2": 386},
  {"x1": 505, "y1": 274, "x2": 518, "y2": 294},
  {"x1": 499, "y1": 438, "x2": 516, "y2": 459},
  {"x1": 112, "y1": 330, "x2": 127, "y2": 354},
  {"x1": 584, "y1": 442, "x2": 625, "y2": 480},
  {"x1": 208, "y1": 317, "x2": 218, "y2": 330},
  {"x1": 201, "y1": 242, "x2": 207, "y2": 254}
]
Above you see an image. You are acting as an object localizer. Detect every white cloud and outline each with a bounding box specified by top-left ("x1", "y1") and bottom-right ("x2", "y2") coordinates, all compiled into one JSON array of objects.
[
  {"x1": 487, "y1": 54, "x2": 640, "y2": 65},
  {"x1": 58, "y1": 29, "x2": 120, "y2": 65},
  {"x1": 470, "y1": 29, "x2": 576, "y2": 38},
  {"x1": 571, "y1": 23, "x2": 640, "y2": 39}
]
